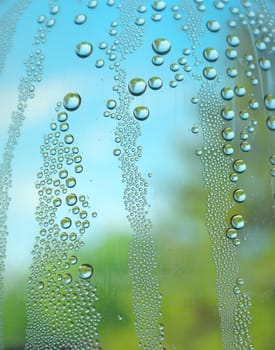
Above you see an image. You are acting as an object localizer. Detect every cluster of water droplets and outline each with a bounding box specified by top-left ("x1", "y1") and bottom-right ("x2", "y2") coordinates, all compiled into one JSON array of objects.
[
  {"x1": 26, "y1": 92, "x2": 101, "y2": 349},
  {"x1": 0, "y1": 1, "x2": 61, "y2": 346}
]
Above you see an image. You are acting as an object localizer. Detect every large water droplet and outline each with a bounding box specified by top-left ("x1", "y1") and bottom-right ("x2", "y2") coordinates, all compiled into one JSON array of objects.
[
  {"x1": 203, "y1": 48, "x2": 219, "y2": 62},
  {"x1": 128, "y1": 78, "x2": 147, "y2": 96},
  {"x1": 266, "y1": 116, "x2": 275, "y2": 130},
  {"x1": 233, "y1": 159, "x2": 247, "y2": 173},
  {"x1": 148, "y1": 77, "x2": 163, "y2": 90},
  {"x1": 151, "y1": 1, "x2": 166, "y2": 11},
  {"x1": 231, "y1": 214, "x2": 245, "y2": 229},
  {"x1": 66, "y1": 193, "x2": 78, "y2": 206},
  {"x1": 63, "y1": 93, "x2": 81, "y2": 111},
  {"x1": 133, "y1": 106, "x2": 150, "y2": 121},
  {"x1": 75, "y1": 42, "x2": 93, "y2": 58},
  {"x1": 206, "y1": 20, "x2": 221, "y2": 32},
  {"x1": 264, "y1": 95, "x2": 275, "y2": 110},
  {"x1": 61, "y1": 217, "x2": 72, "y2": 229},
  {"x1": 78, "y1": 264, "x2": 93, "y2": 279},
  {"x1": 152, "y1": 38, "x2": 171, "y2": 55},
  {"x1": 203, "y1": 66, "x2": 217, "y2": 80},
  {"x1": 233, "y1": 189, "x2": 246, "y2": 203},
  {"x1": 222, "y1": 127, "x2": 235, "y2": 141},
  {"x1": 74, "y1": 14, "x2": 87, "y2": 25}
]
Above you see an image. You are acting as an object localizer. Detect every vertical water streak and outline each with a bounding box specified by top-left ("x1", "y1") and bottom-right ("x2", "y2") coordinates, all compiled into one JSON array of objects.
[
  {"x1": 199, "y1": 81, "x2": 253, "y2": 350},
  {"x1": 25, "y1": 95, "x2": 101, "y2": 349},
  {"x1": 0, "y1": 0, "x2": 32, "y2": 75},
  {"x1": 0, "y1": 1, "x2": 59, "y2": 348},
  {"x1": 112, "y1": 1, "x2": 164, "y2": 348}
]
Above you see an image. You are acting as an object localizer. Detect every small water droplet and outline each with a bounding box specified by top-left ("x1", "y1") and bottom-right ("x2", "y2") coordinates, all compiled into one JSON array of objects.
[
  {"x1": 226, "y1": 228, "x2": 238, "y2": 239},
  {"x1": 74, "y1": 14, "x2": 87, "y2": 25},
  {"x1": 152, "y1": 55, "x2": 164, "y2": 66}
]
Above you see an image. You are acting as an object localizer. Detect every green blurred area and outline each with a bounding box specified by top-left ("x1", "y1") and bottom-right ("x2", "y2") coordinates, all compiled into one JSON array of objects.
[{"x1": 3, "y1": 222, "x2": 275, "y2": 350}]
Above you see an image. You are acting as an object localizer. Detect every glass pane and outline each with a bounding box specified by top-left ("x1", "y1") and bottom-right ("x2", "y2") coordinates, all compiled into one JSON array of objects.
[{"x1": 0, "y1": 1, "x2": 274, "y2": 349}]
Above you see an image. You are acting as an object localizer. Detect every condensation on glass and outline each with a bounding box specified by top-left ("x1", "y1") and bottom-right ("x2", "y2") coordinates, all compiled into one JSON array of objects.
[{"x1": 0, "y1": 0, "x2": 274, "y2": 349}]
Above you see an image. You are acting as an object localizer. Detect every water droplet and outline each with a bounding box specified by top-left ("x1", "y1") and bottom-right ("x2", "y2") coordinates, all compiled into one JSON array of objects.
[
  {"x1": 53, "y1": 197, "x2": 62, "y2": 207},
  {"x1": 128, "y1": 78, "x2": 147, "y2": 96},
  {"x1": 87, "y1": 0, "x2": 98, "y2": 8},
  {"x1": 75, "y1": 42, "x2": 93, "y2": 58},
  {"x1": 221, "y1": 107, "x2": 235, "y2": 120},
  {"x1": 152, "y1": 38, "x2": 171, "y2": 55},
  {"x1": 63, "y1": 93, "x2": 81, "y2": 111},
  {"x1": 233, "y1": 189, "x2": 246, "y2": 203},
  {"x1": 240, "y1": 141, "x2": 251, "y2": 152},
  {"x1": 113, "y1": 148, "x2": 121, "y2": 156},
  {"x1": 203, "y1": 48, "x2": 219, "y2": 62},
  {"x1": 222, "y1": 127, "x2": 235, "y2": 141},
  {"x1": 259, "y1": 57, "x2": 271, "y2": 71},
  {"x1": 227, "y1": 67, "x2": 238, "y2": 78},
  {"x1": 78, "y1": 264, "x2": 93, "y2": 279},
  {"x1": 223, "y1": 144, "x2": 234, "y2": 155},
  {"x1": 203, "y1": 66, "x2": 217, "y2": 80},
  {"x1": 191, "y1": 126, "x2": 199, "y2": 134},
  {"x1": 227, "y1": 34, "x2": 240, "y2": 47},
  {"x1": 240, "y1": 110, "x2": 249, "y2": 120},
  {"x1": 69, "y1": 255, "x2": 78, "y2": 265},
  {"x1": 63, "y1": 273, "x2": 72, "y2": 284},
  {"x1": 152, "y1": 55, "x2": 164, "y2": 66},
  {"x1": 148, "y1": 77, "x2": 163, "y2": 90},
  {"x1": 64, "y1": 134, "x2": 74, "y2": 144},
  {"x1": 57, "y1": 111, "x2": 68, "y2": 122},
  {"x1": 135, "y1": 17, "x2": 145, "y2": 26},
  {"x1": 151, "y1": 1, "x2": 166, "y2": 11},
  {"x1": 61, "y1": 217, "x2": 72, "y2": 229},
  {"x1": 206, "y1": 20, "x2": 221, "y2": 32},
  {"x1": 233, "y1": 286, "x2": 241, "y2": 294},
  {"x1": 233, "y1": 159, "x2": 247, "y2": 173},
  {"x1": 234, "y1": 85, "x2": 246, "y2": 97},
  {"x1": 106, "y1": 99, "x2": 117, "y2": 109},
  {"x1": 231, "y1": 214, "x2": 245, "y2": 229},
  {"x1": 133, "y1": 106, "x2": 150, "y2": 121},
  {"x1": 37, "y1": 281, "x2": 44, "y2": 290},
  {"x1": 221, "y1": 87, "x2": 234, "y2": 100},
  {"x1": 236, "y1": 277, "x2": 244, "y2": 286},
  {"x1": 264, "y1": 95, "x2": 275, "y2": 110},
  {"x1": 95, "y1": 59, "x2": 105, "y2": 68},
  {"x1": 74, "y1": 14, "x2": 87, "y2": 25},
  {"x1": 266, "y1": 116, "x2": 275, "y2": 130},
  {"x1": 226, "y1": 228, "x2": 238, "y2": 239},
  {"x1": 270, "y1": 154, "x2": 275, "y2": 165},
  {"x1": 66, "y1": 193, "x2": 78, "y2": 206},
  {"x1": 66, "y1": 176, "x2": 76, "y2": 188}
]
